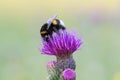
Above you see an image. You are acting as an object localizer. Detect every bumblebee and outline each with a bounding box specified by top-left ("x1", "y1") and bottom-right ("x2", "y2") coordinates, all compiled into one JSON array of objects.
[{"x1": 40, "y1": 15, "x2": 66, "y2": 42}]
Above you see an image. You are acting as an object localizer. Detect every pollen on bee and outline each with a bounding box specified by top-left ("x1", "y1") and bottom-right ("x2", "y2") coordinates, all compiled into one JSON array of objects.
[
  {"x1": 52, "y1": 20, "x2": 57, "y2": 25},
  {"x1": 41, "y1": 31, "x2": 47, "y2": 34}
]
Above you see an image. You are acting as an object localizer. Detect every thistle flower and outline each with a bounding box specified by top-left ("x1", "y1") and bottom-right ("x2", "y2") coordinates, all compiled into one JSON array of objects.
[
  {"x1": 62, "y1": 68, "x2": 76, "y2": 80},
  {"x1": 40, "y1": 30, "x2": 83, "y2": 80},
  {"x1": 41, "y1": 30, "x2": 83, "y2": 57}
]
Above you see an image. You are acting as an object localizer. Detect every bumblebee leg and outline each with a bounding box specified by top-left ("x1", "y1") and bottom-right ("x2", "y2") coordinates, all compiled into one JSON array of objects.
[{"x1": 53, "y1": 27, "x2": 59, "y2": 34}]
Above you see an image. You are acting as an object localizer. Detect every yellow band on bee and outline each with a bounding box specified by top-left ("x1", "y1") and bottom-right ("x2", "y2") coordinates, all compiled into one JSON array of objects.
[
  {"x1": 52, "y1": 20, "x2": 57, "y2": 25},
  {"x1": 41, "y1": 31, "x2": 47, "y2": 34}
]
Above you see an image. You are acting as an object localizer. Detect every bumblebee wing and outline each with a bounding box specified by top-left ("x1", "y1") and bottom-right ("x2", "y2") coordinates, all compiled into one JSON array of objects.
[
  {"x1": 47, "y1": 15, "x2": 58, "y2": 29},
  {"x1": 60, "y1": 20, "x2": 66, "y2": 30},
  {"x1": 60, "y1": 20, "x2": 65, "y2": 26}
]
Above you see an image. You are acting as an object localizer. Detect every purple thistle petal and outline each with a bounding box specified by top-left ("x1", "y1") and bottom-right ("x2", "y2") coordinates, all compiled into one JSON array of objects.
[{"x1": 40, "y1": 30, "x2": 83, "y2": 57}]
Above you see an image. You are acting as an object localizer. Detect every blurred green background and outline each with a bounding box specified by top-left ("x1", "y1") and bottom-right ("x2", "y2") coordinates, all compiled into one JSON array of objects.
[{"x1": 0, "y1": 0, "x2": 120, "y2": 80}]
